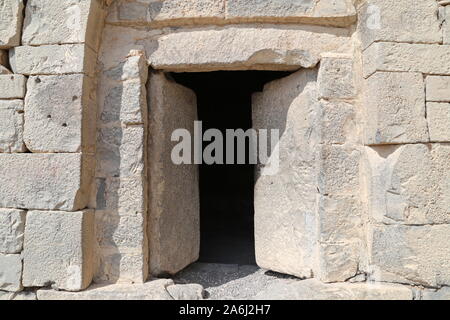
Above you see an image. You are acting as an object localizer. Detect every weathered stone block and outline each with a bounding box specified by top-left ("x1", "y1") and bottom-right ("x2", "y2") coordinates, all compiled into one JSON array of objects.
[
  {"x1": 318, "y1": 145, "x2": 360, "y2": 195},
  {"x1": 370, "y1": 224, "x2": 450, "y2": 287},
  {"x1": 426, "y1": 76, "x2": 450, "y2": 102},
  {"x1": 148, "y1": 72, "x2": 200, "y2": 276},
  {"x1": 422, "y1": 287, "x2": 450, "y2": 300},
  {"x1": 444, "y1": 6, "x2": 450, "y2": 45},
  {"x1": 318, "y1": 100, "x2": 356, "y2": 144},
  {"x1": 9, "y1": 44, "x2": 96, "y2": 76},
  {"x1": 0, "y1": 100, "x2": 25, "y2": 153},
  {"x1": 0, "y1": 290, "x2": 36, "y2": 300},
  {"x1": 24, "y1": 75, "x2": 95, "y2": 153},
  {"x1": 0, "y1": 209, "x2": 25, "y2": 254},
  {"x1": 358, "y1": 0, "x2": 441, "y2": 50},
  {"x1": 253, "y1": 69, "x2": 320, "y2": 279},
  {"x1": 318, "y1": 55, "x2": 355, "y2": 99},
  {"x1": 0, "y1": 75, "x2": 26, "y2": 99},
  {"x1": 37, "y1": 279, "x2": 175, "y2": 300},
  {"x1": 22, "y1": 210, "x2": 95, "y2": 291},
  {"x1": 117, "y1": 0, "x2": 224, "y2": 23},
  {"x1": 94, "y1": 249, "x2": 147, "y2": 284},
  {"x1": 427, "y1": 103, "x2": 450, "y2": 142},
  {"x1": 22, "y1": 0, "x2": 104, "y2": 50},
  {"x1": 253, "y1": 278, "x2": 413, "y2": 300},
  {"x1": 148, "y1": 26, "x2": 350, "y2": 71},
  {"x1": 364, "y1": 72, "x2": 428, "y2": 144},
  {"x1": 363, "y1": 43, "x2": 450, "y2": 78},
  {"x1": 0, "y1": 254, "x2": 22, "y2": 292},
  {"x1": 365, "y1": 144, "x2": 450, "y2": 225},
  {"x1": 0, "y1": 0, "x2": 24, "y2": 48},
  {"x1": 0, "y1": 153, "x2": 91, "y2": 211},
  {"x1": 226, "y1": 0, "x2": 355, "y2": 26},
  {"x1": 96, "y1": 126, "x2": 145, "y2": 178}
]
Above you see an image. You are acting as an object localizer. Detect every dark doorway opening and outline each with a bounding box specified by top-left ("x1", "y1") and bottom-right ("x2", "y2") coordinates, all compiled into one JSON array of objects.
[{"x1": 171, "y1": 71, "x2": 292, "y2": 265}]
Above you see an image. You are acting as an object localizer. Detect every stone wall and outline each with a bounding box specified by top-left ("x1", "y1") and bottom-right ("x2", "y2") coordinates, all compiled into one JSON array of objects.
[{"x1": 0, "y1": 0, "x2": 449, "y2": 300}]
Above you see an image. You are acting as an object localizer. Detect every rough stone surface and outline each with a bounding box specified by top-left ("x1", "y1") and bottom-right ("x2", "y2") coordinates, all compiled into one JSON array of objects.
[
  {"x1": 358, "y1": 0, "x2": 441, "y2": 50},
  {"x1": 426, "y1": 76, "x2": 450, "y2": 102},
  {"x1": 24, "y1": 75, "x2": 95, "y2": 153},
  {"x1": 0, "y1": 74, "x2": 26, "y2": 99},
  {"x1": 444, "y1": 5, "x2": 450, "y2": 45},
  {"x1": 22, "y1": 210, "x2": 95, "y2": 291},
  {"x1": 0, "y1": 153, "x2": 91, "y2": 211},
  {"x1": 0, "y1": 0, "x2": 24, "y2": 48},
  {"x1": 253, "y1": 69, "x2": 320, "y2": 279},
  {"x1": 254, "y1": 278, "x2": 413, "y2": 300},
  {"x1": 370, "y1": 224, "x2": 450, "y2": 288},
  {"x1": 365, "y1": 144, "x2": 450, "y2": 225},
  {"x1": 148, "y1": 72, "x2": 200, "y2": 276},
  {"x1": 166, "y1": 284, "x2": 204, "y2": 300},
  {"x1": 318, "y1": 55, "x2": 355, "y2": 99},
  {"x1": 0, "y1": 100, "x2": 25, "y2": 153},
  {"x1": 37, "y1": 279, "x2": 175, "y2": 300},
  {"x1": 0, "y1": 209, "x2": 26, "y2": 254},
  {"x1": 422, "y1": 287, "x2": 450, "y2": 300},
  {"x1": 10, "y1": 44, "x2": 96, "y2": 76},
  {"x1": 0, "y1": 254, "x2": 22, "y2": 292},
  {"x1": 22, "y1": 0, "x2": 104, "y2": 49},
  {"x1": 364, "y1": 72, "x2": 429, "y2": 144},
  {"x1": 363, "y1": 43, "x2": 450, "y2": 78},
  {"x1": 148, "y1": 26, "x2": 350, "y2": 71},
  {"x1": 427, "y1": 103, "x2": 450, "y2": 142},
  {"x1": 0, "y1": 290, "x2": 36, "y2": 300}
]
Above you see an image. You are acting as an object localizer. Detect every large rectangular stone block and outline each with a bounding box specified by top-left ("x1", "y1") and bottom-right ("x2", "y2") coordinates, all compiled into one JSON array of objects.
[
  {"x1": 22, "y1": 210, "x2": 94, "y2": 291},
  {"x1": 0, "y1": 74, "x2": 26, "y2": 99},
  {"x1": 0, "y1": 254, "x2": 22, "y2": 292},
  {"x1": 148, "y1": 26, "x2": 350, "y2": 71},
  {"x1": 24, "y1": 74, "x2": 96, "y2": 153},
  {"x1": 22, "y1": 0, "x2": 104, "y2": 50},
  {"x1": 0, "y1": 0, "x2": 24, "y2": 48},
  {"x1": 0, "y1": 209, "x2": 25, "y2": 254},
  {"x1": 370, "y1": 224, "x2": 450, "y2": 287},
  {"x1": 0, "y1": 153, "x2": 91, "y2": 211},
  {"x1": 426, "y1": 76, "x2": 450, "y2": 102},
  {"x1": 226, "y1": 0, "x2": 355, "y2": 26},
  {"x1": 363, "y1": 43, "x2": 450, "y2": 78},
  {"x1": 317, "y1": 55, "x2": 355, "y2": 99},
  {"x1": 9, "y1": 44, "x2": 96, "y2": 76},
  {"x1": 0, "y1": 100, "x2": 25, "y2": 153},
  {"x1": 427, "y1": 102, "x2": 450, "y2": 142},
  {"x1": 364, "y1": 72, "x2": 429, "y2": 145},
  {"x1": 365, "y1": 144, "x2": 450, "y2": 225},
  {"x1": 357, "y1": 0, "x2": 441, "y2": 50}
]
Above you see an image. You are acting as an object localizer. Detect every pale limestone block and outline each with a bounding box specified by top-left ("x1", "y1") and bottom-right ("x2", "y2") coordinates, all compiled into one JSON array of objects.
[
  {"x1": 148, "y1": 72, "x2": 200, "y2": 276},
  {"x1": 253, "y1": 69, "x2": 320, "y2": 279},
  {"x1": 318, "y1": 100, "x2": 356, "y2": 144},
  {"x1": 444, "y1": 6, "x2": 450, "y2": 45},
  {"x1": 0, "y1": 153, "x2": 91, "y2": 211},
  {"x1": 365, "y1": 144, "x2": 450, "y2": 225},
  {"x1": 24, "y1": 75, "x2": 95, "y2": 153},
  {"x1": 0, "y1": 100, "x2": 25, "y2": 153},
  {"x1": 426, "y1": 76, "x2": 450, "y2": 102},
  {"x1": 22, "y1": 210, "x2": 95, "y2": 291},
  {"x1": 22, "y1": 0, "x2": 104, "y2": 50},
  {"x1": 364, "y1": 72, "x2": 429, "y2": 144},
  {"x1": 427, "y1": 102, "x2": 450, "y2": 142},
  {"x1": 318, "y1": 56, "x2": 355, "y2": 99},
  {"x1": 358, "y1": 0, "x2": 441, "y2": 50},
  {"x1": 9, "y1": 44, "x2": 96, "y2": 76},
  {"x1": 0, "y1": 254, "x2": 22, "y2": 292},
  {"x1": 318, "y1": 145, "x2": 360, "y2": 196},
  {"x1": 0, "y1": 290, "x2": 36, "y2": 300},
  {"x1": 253, "y1": 278, "x2": 413, "y2": 300},
  {"x1": 0, "y1": 74, "x2": 26, "y2": 99},
  {"x1": 37, "y1": 279, "x2": 175, "y2": 300},
  {"x1": 117, "y1": 0, "x2": 224, "y2": 23},
  {"x1": 148, "y1": 26, "x2": 350, "y2": 71},
  {"x1": 0, "y1": 209, "x2": 26, "y2": 254},
  {"x1": 422, "y1": 287, "x2": 450, "y2": 300},
  {"x1": 370, "y1": 224, "x2": 450, "y2": 287},
  {"x1": 363, "y1": 43, "x2": 450, "y2": 78},
  {"x1": 0, "y1": 0, "x2": 24, "y2": 48}
]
